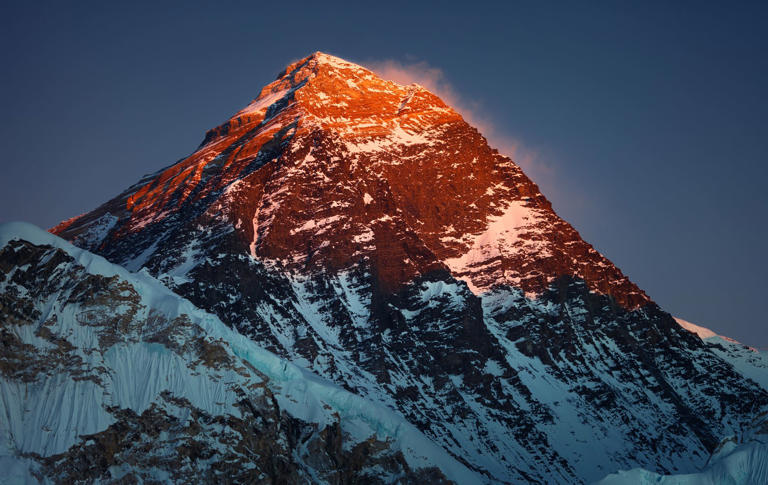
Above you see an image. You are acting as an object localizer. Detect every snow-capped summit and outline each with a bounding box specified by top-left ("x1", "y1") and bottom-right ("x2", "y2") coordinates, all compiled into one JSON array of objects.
[
  {"x1": 53, "y1": 51, "x2": 646, "y2": 307},
  {"x1": 45, "y1": 53, "x2": 768, "y2": 483}
]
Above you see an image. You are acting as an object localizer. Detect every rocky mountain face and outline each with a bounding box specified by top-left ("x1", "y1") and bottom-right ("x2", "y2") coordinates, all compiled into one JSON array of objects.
[{"x1": 46, "y1": 52, "x2": 768, "y2": 483}]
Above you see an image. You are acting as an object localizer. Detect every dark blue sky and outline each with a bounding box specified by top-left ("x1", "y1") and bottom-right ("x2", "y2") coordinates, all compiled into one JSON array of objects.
[{"x1": 2, "y1": 1, "x2": 766, "y2": 345}]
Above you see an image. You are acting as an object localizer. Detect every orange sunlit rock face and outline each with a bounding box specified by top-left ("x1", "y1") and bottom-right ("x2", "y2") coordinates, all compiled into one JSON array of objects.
[{"x1": 52, "y1": 51, "x2": 648, "y2": 307}]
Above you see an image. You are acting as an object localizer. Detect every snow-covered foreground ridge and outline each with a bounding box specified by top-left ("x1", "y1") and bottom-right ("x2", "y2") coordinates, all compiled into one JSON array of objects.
[{"x1": 0, "y1": 222, "x2": 479, "y2": 483}]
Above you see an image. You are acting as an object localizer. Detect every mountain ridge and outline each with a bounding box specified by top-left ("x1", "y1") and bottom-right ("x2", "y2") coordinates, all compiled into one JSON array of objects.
[{"x1": 52, "y1": 51, "x2": 649, "y2": 308}]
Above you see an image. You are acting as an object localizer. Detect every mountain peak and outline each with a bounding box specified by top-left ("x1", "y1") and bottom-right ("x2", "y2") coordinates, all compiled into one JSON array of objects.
[
  {"x1": 287, "y1": 51, "x2": 364, "y2": 73},
  {"x1": 269, "y1": 51, "x2": 368, "y2": 89},
  {"x1": 53, "y1": 52, "x2": 649, "y2": 308},
  {"x1": 230, "y1": 51, "x2": 459, "y2": 141}
]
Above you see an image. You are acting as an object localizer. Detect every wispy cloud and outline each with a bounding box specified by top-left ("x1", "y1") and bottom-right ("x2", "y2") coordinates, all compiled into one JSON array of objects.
[
  {"x1": 360, "y1": 57, "x2": 601, "y2": 221},
  {"x1": 363, "y1": 58, "x2": 552, "y2": 184}
]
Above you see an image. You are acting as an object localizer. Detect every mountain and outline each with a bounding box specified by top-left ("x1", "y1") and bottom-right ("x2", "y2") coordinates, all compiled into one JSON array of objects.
[
  {"x1": 0, "y1": 222, "x2": 477, "y2": 484},
  {"x1": 47, "y1": 52, "x2": 767, "y2": 483}
]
